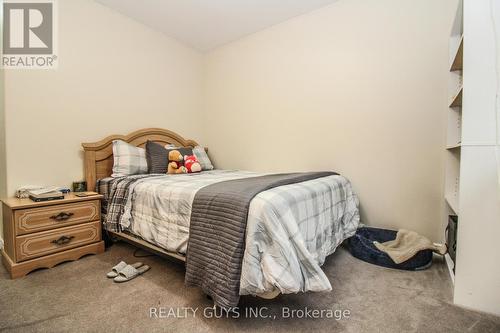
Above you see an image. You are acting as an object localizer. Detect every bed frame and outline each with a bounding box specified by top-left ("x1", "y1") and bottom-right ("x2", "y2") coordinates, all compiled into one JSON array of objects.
[{"x1": 81, "y1": 127, "x2": 201, "y2": 263}]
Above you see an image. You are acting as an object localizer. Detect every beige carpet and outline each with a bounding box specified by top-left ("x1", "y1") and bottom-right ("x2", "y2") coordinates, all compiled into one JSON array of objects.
[{"x1": 1, "y1": 242, "x2": 499, "y2": 333}]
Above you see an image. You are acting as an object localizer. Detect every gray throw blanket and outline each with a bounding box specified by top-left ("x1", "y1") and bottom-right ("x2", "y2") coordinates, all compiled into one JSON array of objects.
[{"x1": 185, "y1": 171, "x2": 337, "y2": 308}]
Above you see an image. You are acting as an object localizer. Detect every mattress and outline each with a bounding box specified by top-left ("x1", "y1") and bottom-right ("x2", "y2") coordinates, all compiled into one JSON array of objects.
[{"x1": 98, "y1": 170, "x2": 360, "y2": 296}]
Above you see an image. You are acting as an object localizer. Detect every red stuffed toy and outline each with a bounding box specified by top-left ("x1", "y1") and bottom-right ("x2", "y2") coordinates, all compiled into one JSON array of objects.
[{"x1": 184, "y1": 155, "x2": 202, "y2": 173}]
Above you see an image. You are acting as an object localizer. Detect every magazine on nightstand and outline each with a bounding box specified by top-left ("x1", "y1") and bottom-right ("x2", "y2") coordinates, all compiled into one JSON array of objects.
[{"x1": 27, "y1": 187, "x2": 64, "y2": 202}]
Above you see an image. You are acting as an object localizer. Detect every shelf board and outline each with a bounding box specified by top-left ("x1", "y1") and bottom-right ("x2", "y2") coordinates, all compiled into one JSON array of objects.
[
  {"x1": 450, "y1": 36, "x2": 463, "y2": 71},
  {"x1": 445, "y1": 195, "x2": 459, "y2": 215},
  {"x1": 446, "y1": 143, "x2": 462, "y2": 150},
  {"x1": 445, "y1": 253, "x2": 455, "y2": 284},
  {"x1": 449, "y1": 87, "x2": 463, "y2": 108}
]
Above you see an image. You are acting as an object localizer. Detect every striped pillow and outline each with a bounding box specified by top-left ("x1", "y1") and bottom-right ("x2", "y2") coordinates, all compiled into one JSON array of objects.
[
  {"x1": 192, "y1": 146, "x2": 214, "y2": 170},
  {"x1": 111, "y1": 140, "x2": 148, "y2": 177}
]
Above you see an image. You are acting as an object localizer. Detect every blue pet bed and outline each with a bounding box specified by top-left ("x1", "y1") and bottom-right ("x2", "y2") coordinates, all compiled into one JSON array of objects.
[{"x1": 348, "y1": 227, "x2": 433, "y2": 271}]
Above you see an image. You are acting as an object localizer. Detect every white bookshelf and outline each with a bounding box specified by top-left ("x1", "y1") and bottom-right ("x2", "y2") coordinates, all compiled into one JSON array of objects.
[
  {"x1": 444, "y1": 1, "x2": 463, "y2": 283},
  {"x1": 445, "y1": 0, "x2": 500, "y2": 316},
  {"x1": 446, "y1": 107, "x2": 461, "y2": 148}
]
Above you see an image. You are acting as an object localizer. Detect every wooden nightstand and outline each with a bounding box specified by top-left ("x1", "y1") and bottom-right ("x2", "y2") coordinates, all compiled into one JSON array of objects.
[{"x1": 1, "y1": 194, "x2": 105, "y2": 278}]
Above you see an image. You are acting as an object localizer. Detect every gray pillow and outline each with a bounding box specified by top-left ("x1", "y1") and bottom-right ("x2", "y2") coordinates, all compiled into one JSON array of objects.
[{"x1": 146, "y1": 141, "x2": 192, "y2": 174}]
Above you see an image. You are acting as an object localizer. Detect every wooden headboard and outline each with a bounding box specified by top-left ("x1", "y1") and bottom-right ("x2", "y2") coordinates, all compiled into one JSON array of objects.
[{"x1": 81, "y1": 128, "x2": 200, "y2": 191}]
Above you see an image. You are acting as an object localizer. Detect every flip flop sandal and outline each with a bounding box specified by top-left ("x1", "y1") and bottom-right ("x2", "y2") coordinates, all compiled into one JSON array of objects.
[
  {"x1": 106, "y1": 261, "x2": 143, "y2": 278},
  {"x1": 113, "y1": 264, "x2": 150, "y2": 283}
]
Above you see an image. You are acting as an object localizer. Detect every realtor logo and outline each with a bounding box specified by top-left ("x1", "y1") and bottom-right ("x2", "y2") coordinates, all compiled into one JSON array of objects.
[{"x1": 2, "y1": 0, "x2": 58, "y2": 68}]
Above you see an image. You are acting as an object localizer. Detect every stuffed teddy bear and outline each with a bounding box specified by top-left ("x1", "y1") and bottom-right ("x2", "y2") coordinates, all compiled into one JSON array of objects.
[
  {"x1": 167, "y1": 150, "x2": 187, "y2": 174},
  {"x1": 184, "y1": 155, "x2": 202, "y2": 173}
]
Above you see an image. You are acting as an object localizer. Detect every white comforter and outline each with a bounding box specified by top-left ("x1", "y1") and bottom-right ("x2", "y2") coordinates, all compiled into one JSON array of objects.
[{"x1": 118, "y1": 170, "x2": 360, "y2": 296}]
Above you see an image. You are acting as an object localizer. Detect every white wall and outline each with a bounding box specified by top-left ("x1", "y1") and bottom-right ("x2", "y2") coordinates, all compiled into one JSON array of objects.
[
  {"x1": 3, "y1": 0, "x2": 204, "y2": 195},
  {"x1": 203, "y1": 0, "x2": 458, "y2": 241}
]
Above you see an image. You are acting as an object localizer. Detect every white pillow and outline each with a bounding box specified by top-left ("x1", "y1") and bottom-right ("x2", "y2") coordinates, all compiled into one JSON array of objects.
[{"x1": 111, "y1": 140, "x2": 148, "y2": 177}]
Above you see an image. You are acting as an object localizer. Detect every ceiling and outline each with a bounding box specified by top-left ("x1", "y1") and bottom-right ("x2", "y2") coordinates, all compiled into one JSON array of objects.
[{"x1": 95, "y1": 0, "x2": 339, "y2": 52}]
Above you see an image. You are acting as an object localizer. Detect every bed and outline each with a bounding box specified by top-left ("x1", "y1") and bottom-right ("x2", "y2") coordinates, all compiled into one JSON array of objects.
[{"x1": 82, "y1": 128, "x2": 360, "y2": 307}]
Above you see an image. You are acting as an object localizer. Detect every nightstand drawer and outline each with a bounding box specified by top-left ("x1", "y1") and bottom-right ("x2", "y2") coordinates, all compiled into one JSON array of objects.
[
  {"x1": 15, "y1": 221, "x2": 101, "y2": 262},
  {"x1": 14, "y1": 200, "x2": 100, "y2": 235}
]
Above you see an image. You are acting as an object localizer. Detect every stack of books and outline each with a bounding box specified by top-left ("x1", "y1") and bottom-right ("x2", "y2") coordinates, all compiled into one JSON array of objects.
[{"x1": 28, "y1": 187, "x2": 64, "y2": 202}]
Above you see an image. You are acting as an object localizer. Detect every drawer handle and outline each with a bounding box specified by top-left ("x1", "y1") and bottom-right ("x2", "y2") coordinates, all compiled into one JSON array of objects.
[
  {"x1": 49, "y1": 212, "x2": 74, "y2": 221},
  {"x1": 51, "y1": 235, "x2": 75, "y2": 245}
]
